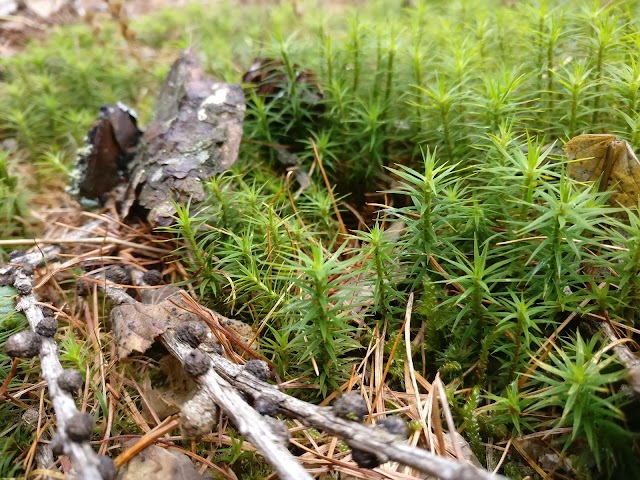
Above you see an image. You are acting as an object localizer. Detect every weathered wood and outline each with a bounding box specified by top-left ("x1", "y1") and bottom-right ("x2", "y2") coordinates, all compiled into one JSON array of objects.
[
  {"x1": 14, "y1": 270, "x2": 103, "y2": 480},
  {"x1": 122, "y1": 50, "x2": 245, "y2": 226}
]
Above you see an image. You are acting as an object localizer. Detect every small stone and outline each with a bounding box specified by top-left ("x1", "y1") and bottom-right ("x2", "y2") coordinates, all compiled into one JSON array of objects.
[
  {"x1": 66, "y1": 412, "x2": 94, "y2": 442},
  {"x1": 333, "y1": 393, "x2": 368, "y2": 422},
  {"x1": 244, "y1": 359, "x2": 271, "y2": 382},
  {"x1": 142, "y1": 269, "x2": 163, "y2": 285},
  {"x1": 97, "y1": 455, "x2": 117, "y2": 480},
  {"x1": 35, "y1": 316, "x2": 58, "y2": 337},
  {"x1": 58, "y1": 369, "x2": 84, "y2": 396},
  {"x1": 175, "y1": 321, "x2": 208, "y2": 348},
  {"x1": 50, "y1": 432, "x2": 65, "y2": 456},
  {"x1": 253, "y1": 396, "x2": 279, "y2": 416},
  {"x1": 5, "y1": 330, "x2": 42, "y2": 358},
  {"x1": 377, "y1": 417, "x2": 408, "y2": 439},
  {"x1": 351, "y1": 448, "x2": 380, "y2": 469},
  {"x1": 183, "y1": 349, "x2": 210, "y2": 377}
]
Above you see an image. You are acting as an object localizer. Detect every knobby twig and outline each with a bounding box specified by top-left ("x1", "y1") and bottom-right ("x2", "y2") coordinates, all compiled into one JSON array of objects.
[
  {"x1": 99, "y1": 280, "x2": 507, "y2": 480},
  {"x1": 100, "y1": 282, "x2": 313, "y2": 480},
  {"x1": 4, "y1": 217, "x2": 507, "y2": 479},
  {"x1": 13, "y1": 270, "x2": 105, "y2": 480}
]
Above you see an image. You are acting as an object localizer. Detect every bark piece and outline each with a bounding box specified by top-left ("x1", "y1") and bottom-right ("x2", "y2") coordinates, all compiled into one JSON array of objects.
[
  {"x1": 71, "y1": 103, "x2": 142, "y2": 203},
  {"x1": 110, "y1": 292, "x2": 200, "y2": 359},
  {"x1": 125, "y1": 50, "x2": 245, "y2": 226},
  {"x1": 110, "y1": 290, "x2": 253, "y2": 359}
]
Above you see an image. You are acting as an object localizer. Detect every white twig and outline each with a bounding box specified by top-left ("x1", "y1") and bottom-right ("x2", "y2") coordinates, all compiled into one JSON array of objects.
[
  {"x1": 14, "y1": 271, "x2": 103, "y2": 480},
  {"x1": 162, "y1": 330, "x2": 313, "y2": 480},
  {"x1": 102, "y1": 283, "x2": 312, "y2": 480},
  {"x1": 101, "y1": 282, "x2": 507, "y2": 480},
  {"x1": 210, "y1": 354, "x2": 508, "y2": 480}
]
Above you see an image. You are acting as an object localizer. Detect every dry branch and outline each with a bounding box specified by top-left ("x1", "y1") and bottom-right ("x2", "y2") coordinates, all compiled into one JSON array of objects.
[
  {"x1": 98, "y1": 277, "x2": 507, "y2": 480},
  {"x1": 12, "y1": 270, "x2": 105, "y2": 480},
  {"x1": 100, "y1": 279, "x2": 312, "y2": 480},
  {"x1": 211, "y1": 354, "x2": 506, "y2": 480}
]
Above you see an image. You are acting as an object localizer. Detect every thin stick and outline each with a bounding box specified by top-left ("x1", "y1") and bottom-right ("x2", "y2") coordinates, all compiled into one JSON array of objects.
[
  {"x1": 492, "y1": 437, "x2": 512, "y2": 474},
  {"x1": 0, "y1": 358, "x2": 19, "y2": 400},
  {"x1": 114, "y1": 417, "x2": 181, "y2": 468},
  {"x1": 369, "y1": 294, "x2": 413, "y2": 422}
]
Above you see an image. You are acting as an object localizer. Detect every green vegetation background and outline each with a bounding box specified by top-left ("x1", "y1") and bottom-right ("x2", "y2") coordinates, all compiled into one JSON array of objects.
[{"x1": 2, "y1": 0, "x2": 640, "y2": 478}]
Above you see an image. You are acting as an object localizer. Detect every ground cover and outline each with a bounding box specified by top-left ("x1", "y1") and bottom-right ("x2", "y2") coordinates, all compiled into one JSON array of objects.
[{"x1": 1, "y1": 0, "x2": 640, "y2": 478}]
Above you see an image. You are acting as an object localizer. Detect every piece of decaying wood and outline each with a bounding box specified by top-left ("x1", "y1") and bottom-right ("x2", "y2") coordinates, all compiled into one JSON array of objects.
[{"x1": 121, "y1": 49, "x2": 245, "y2": 226}]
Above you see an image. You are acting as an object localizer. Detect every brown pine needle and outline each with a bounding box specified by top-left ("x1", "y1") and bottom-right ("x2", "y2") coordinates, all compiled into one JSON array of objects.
[
  {"x1": 368, "y1": 293, "x2": 414, "y2": 422},
  {"x1": 310, "y1": 139, "x2": 348, "y2": 236},
  {"x1": 114, "y1": 416, "x2": 180, "y2": 468}
]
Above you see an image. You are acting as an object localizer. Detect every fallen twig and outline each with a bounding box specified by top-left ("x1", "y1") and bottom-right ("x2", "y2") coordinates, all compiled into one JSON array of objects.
[
  {"x1": 210, "y1": 353, "x2": 507, "y2": 480},
  {"x1": 98, "y1": 277, "x2": 506, "y2": 480},
  {"x1": 11, "y1": 270, "x2": 106, "y2": 480},
  {"x1": 0, "y1": 236, "x2": 168, "y2": 254}
]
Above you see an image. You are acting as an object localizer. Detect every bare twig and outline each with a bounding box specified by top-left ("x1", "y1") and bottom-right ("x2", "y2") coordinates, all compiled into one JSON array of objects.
[
  {"x1": 99, "y1": 281, "x2": 506, "y2": 480},
  {"x1": 210, "y1": 354, "x2": 507, "y2": 480},
  {"x1": 100, "y1": 282, "x2": 312, "y2": 480},
  {"x1": 14, "y1": 270, "x2": 104, "y2": 480},
  {"x1": 6, "y1": 217, "x2": 506, "y2": 479},
  {"x1": 0, "y1": 237, "x2": 168, "y2": 254}
]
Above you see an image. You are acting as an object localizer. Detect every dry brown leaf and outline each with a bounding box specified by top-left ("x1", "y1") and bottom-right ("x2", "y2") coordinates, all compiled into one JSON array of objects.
[
  {"x1": 116, "y1": 441, "x2": 206, "y2": 480},
  {"x1": 142, "y1": 356, "x2": 199, "y2": 421},
  {"x1": 111, "y1": 293, "x2": 202, "y2": 359},
  {"x1": 111, "y1": 302, "x2": 172, "y2": 359},
  {"x1": 565, "y1": 134, "x2": 640, "y2": 207},
  {"x1": 111, "y1": 291, "x2": 254, "y2": 359}
]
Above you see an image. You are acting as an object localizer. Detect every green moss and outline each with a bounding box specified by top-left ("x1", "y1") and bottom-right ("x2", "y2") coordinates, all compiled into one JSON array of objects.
[{"x1": 2, "y1": 0, "x2": 640, "y2": 477}]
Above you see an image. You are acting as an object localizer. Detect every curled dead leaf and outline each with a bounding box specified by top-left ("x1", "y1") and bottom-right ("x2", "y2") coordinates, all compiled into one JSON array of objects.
[
  {"x1": 565, "y1": 134, "x2": 640, "y2": 207},
  {"x1": 116, "y1": 441, "x2": 206, "y2": 480},
  {"x1": 111, "y1": 291, "x2": 254, "y2": 359}
]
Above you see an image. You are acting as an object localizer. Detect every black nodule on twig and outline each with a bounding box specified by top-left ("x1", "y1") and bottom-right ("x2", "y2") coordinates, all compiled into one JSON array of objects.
[
  {"x1": 35, "y1": 315, "x2": 58, "y2": 337},
  {"x1": 66, "y1": 412, "x2": 95, "y2": 442},
  {"x1": 175, "y1": 321, "x2": 209, "y2": 348},
  {"x1": 183, "y1": 348, "x2": 211, "y2": 377},
  {"x1": 333, "y1": 393, "x2": 368, "y2": 423},
  {"x1": 57, "y1": 369, "x2": 84, "y2": 396},
  {"x1": 244, "y1": 359, "x2": 271, "y2": 382},
  {"x1": 6, "y1": 330, "x2": 42, "y2": 358}
]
